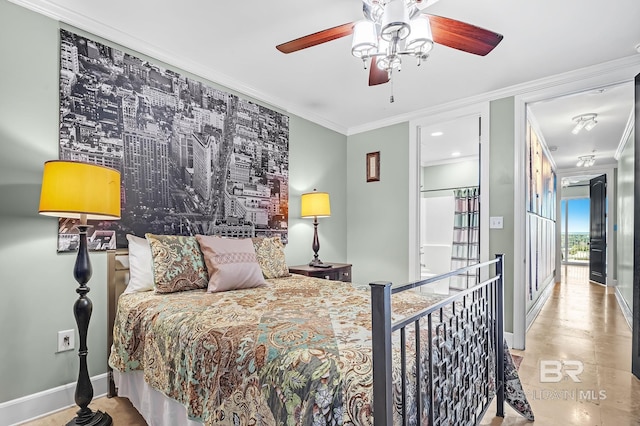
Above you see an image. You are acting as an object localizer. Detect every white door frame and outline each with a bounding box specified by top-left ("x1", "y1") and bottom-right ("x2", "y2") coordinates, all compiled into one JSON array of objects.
[
  {"x1": 409, "y1": 102, "x2": 491, "y2": 282},
  {"x1": 512, "y1": 62, "x2": 638, "y2": 349}
]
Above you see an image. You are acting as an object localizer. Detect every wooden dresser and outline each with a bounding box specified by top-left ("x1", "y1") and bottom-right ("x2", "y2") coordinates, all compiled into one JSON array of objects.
[{"x1": 288, "y1": 263, "x2": 352, "y2": 283}]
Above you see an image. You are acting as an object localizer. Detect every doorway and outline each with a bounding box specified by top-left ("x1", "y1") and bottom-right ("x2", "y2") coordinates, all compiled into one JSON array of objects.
[
  {"x1": 419, "y1": 115, "x2": 480, "y2": 292},
  {"x1": 514, "y1": 77, "x2": 633, "y2": 350},
  {"x1": 408, "y1": 104, "x2": 490, "y2": 285},
  {"x1": 560, "y1": 197, "x2": 591, "y2": 264},
  {"x1": 409, "y1": 103, "x2": 489, "y2": 280}
]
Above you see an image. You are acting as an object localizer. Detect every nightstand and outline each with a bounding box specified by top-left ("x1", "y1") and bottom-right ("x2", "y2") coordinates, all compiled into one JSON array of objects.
[{"x1": 288, "y1": 263, "x2": 352, "y2": 283}]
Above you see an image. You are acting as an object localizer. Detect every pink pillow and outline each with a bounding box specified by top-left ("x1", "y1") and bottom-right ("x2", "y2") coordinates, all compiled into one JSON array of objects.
[{"x1": 195, "y1": 235, "x2": 267, "y2": 293}]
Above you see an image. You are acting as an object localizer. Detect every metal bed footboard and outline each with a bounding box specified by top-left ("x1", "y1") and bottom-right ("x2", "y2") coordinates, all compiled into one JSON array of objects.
[{"x1": 370, "y1": 254, "x2": 505, "y2": 425}]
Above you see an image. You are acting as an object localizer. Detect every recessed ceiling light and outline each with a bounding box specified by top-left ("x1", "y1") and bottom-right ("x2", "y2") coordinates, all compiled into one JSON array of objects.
[
  {"x1": 451, "y1": 151, "x2": 461, "y2": 157},
  {"x1": 431, "y1": 131, "x2": 443, "y2": 136}
]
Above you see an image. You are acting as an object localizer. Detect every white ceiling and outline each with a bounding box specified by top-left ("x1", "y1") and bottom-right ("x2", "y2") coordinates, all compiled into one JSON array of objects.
[
  {"x1": 9, "y1": 0, "x2": 640, "y2": 171},
  {"x1": 420, "y1": 115, "x2": 480, "y2": 166},
  {"x1": 528, "y1": 82, "x2": 634, "y2": 171},
  {"x1": 421, "y1": 80, "x2": 635, "y2": 174}
]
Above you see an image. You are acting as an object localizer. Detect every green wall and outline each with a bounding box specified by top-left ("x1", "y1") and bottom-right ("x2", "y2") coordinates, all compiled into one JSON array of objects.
[
  {"x1": 0, "y1": 0, "x2": 347, "y2": 403},
  {"x1": 346, "y1": 123, "x2": 411, "y2": 286},
  {"x1": 288, "y1": 118, "x2": 347, "y2": 266},
  {"x1": 489, "y1": 97, "x2": 516, "y2": 333},
  {"x1": 0, "y1": 0, "x2": 556, "y2": 407}
]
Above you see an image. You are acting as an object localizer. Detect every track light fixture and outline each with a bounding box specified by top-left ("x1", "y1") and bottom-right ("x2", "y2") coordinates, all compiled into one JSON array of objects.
[
  {"x1": 571, "y1": 113, "x2": 598, "y2": 135},
  {"x1": 576, "y1": 155, "x2": 596, "y2": 167}
]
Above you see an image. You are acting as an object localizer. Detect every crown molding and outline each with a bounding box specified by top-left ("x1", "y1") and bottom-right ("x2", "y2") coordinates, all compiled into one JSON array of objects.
[
  {"x1": 7, "y1": 0, "x2": 348, "y2": 135},
  {"x1": 348, "y1": 55, "x2": 640, "y2": 136},
  {"x1": 6, "y1": 0, "x2": 640, "y2": 137},
  {"x1": 421, "y1": 154, "x2": 479, "y2": 168},
  {"x1": 615, "y1": 108, "x2": 635, "y2": 161}
]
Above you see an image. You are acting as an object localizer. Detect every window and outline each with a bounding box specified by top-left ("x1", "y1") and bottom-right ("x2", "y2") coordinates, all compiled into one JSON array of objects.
[{"x1": 560, "y1": 198, "x2": 590, "y2": 263}]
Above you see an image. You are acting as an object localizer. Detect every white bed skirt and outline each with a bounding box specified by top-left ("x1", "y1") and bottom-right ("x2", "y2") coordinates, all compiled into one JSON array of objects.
[{"x1": 113, "y1": 370, "x2": 203, "y2": 426}]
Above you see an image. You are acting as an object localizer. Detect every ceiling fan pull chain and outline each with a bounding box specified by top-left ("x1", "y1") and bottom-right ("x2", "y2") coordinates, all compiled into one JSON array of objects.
[{"x1": 389, "y1": 72, "x2": 395, "y2": 103}]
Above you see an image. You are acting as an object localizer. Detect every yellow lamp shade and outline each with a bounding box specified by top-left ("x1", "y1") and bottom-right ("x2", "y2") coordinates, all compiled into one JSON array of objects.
[
  {"x1": 39, "y1": 160, "x2": 121, "y2": 220},
  {"x1": 301, "y1": 190, "x2": 331, "y2": 218}
]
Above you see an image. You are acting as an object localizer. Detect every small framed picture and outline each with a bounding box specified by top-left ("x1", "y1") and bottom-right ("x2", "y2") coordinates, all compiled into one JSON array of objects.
[{"x1": 366, "y1": 151, "x2": 380, "y2": 182}]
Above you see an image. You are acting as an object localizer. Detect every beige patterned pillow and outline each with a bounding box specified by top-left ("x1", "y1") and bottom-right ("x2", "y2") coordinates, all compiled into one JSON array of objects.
[
  {"x1": 196, "y1": 235, "x2": 267, "y2": 292},
  {"x1": 251, "y1": 236, "x2": 290, "y2": 279},
  {"x1": 145, "y1": 234, "x2": 209, "y2": 294}
]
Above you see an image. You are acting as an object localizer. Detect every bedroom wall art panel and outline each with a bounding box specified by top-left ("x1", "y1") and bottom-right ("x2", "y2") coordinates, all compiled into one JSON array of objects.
[{"x1": 57, "y1": 29, "x2": 290, "y2": 252}]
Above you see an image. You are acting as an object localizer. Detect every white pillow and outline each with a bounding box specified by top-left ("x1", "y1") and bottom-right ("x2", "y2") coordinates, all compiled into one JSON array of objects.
[{"x1": 123, "y1": 234, "x2": 154, "y2": 294}]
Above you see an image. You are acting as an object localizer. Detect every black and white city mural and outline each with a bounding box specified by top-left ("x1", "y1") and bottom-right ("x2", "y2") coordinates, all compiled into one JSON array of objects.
[{"x1": 57, "y1": 29, "x2": 289, "y2": 252}]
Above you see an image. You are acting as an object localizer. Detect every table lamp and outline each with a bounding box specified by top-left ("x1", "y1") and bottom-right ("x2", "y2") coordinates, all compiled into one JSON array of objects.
[
  {"x1": 39, "y1": 160, "x2": 120, "y2": 426},
  {"x1": 300, "y1": 189, "x2": 331, "y2": 267}
]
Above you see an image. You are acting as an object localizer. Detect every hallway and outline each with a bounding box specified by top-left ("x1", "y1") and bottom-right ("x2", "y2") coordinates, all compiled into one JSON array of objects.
[{"x1": 482, "y1": 265, "x2": 640, "y2": 425}]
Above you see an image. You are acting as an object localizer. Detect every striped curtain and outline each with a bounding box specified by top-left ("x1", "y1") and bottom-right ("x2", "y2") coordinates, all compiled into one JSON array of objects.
[{"x1": 450, "y1": 187, "x2": 480, "y2": 290}]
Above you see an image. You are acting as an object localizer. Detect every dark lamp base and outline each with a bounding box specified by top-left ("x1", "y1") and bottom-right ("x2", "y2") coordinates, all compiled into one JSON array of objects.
[
  {"x1": 309, "y1": 258, "x2": 325, "y2": 267},
  {"x1": 66, "y1": 410, "x2": 112, "y2": 426}
]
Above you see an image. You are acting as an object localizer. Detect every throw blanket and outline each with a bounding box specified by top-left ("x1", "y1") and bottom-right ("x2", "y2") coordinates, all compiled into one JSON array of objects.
[{"x1": 109, "y1": 274, "x2": 532, "y2": 425}]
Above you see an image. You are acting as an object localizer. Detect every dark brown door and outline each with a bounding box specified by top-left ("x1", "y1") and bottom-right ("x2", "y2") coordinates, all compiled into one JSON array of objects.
[{"x1": 589, "y1": 174, "x2": 606, "y2": 284}]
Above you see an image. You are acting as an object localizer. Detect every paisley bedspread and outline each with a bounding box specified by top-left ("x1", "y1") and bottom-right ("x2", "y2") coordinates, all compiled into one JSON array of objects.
[{"x1": 109, "y1": 274, "x2": 531, "y2": 425}]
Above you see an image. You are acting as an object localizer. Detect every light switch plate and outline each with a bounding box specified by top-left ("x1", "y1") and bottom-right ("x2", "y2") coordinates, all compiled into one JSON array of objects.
[{"x1": 490, "y1": 216, "x2": 504, "y2": 229}]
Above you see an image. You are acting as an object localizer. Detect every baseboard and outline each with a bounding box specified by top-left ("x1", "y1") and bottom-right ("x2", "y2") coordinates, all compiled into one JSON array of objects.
[
  {"x1": 504, "y1": 332, "x2": 514, "y2": 349},
  {"x1": 614, "y1": 287, "x2": 633, "y2": 330},
  {"x1": 526, "y1": 277, "x2": 557, "y2": 331},
  {"x1": 0, "y1": 373, "x2": 108, "y2": 426}
]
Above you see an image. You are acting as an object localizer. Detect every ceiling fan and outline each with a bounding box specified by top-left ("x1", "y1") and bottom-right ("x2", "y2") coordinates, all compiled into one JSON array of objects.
[{"x1": 276, "y1": 0, "x2": 503, "y2": 88}]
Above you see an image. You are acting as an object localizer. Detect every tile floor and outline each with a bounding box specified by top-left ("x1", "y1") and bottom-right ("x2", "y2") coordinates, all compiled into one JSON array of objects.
[
  {"x1": 22, "y1": 266, "x2": 640, "y2": 425},
  {"x1": 481, "y1": 265, "x2": 640, "y2": 425}
]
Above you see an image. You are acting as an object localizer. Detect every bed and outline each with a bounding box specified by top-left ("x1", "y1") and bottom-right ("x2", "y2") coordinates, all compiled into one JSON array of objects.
[{"x1": 107, "y1": 234, "x2": 533, "y2": 425}]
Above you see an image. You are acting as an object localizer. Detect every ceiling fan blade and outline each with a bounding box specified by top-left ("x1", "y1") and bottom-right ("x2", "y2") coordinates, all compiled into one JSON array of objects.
[
  {"x1": 368, "y1": 57, "x2": 390, "y2": 86},
  {"x1": 276, "y1": 22, "x2": 355, "y2": 54},
  {"x1": 425, "y1": 14, "x2": 503, "y2": 56}
]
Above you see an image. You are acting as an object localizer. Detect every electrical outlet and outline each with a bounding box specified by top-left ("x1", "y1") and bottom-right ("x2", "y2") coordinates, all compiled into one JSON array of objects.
[{"x1": 57, "y1": 329, "x2": 75, "y2": 353}]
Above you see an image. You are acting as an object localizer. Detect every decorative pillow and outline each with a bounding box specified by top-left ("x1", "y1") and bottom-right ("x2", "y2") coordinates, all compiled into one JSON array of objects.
[
  {"x1": 123, "y1": 234, "x2": 154, "y2": 294},
  {"x1": 145, "y1": 234, "x2": 209, "y2": 294},
  {"x1": 251, "y1": 236, "x2": 290, "y2": 279},
  {"x1": 196, "y1": 235, "x2": 267, "y2": 292}
]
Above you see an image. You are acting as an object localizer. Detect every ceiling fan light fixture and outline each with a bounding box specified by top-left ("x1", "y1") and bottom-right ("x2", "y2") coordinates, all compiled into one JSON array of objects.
[
  {"x1": 276, "y1": 0, "x2": 504, "y2": 92},
  {"x1": 377, "y1": 52, "x2": 401, "y2": 71},
  {"x1": 405, "y1": 16, "x2": 434, "y2": 53},
  {"x1": 352, "y1": 20, "x2": 378, "y2": 58},
  {"x1": 380, "y1": 0, "x2": 411, "y2": 41}
]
